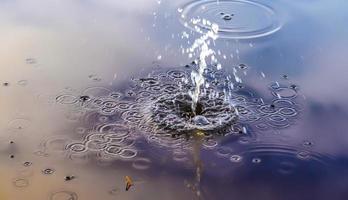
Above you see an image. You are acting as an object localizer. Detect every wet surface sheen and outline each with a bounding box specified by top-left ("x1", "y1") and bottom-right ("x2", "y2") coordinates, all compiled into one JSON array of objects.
[{"x1": 1, "y1": 0, "x2": 348, "y2": 200}]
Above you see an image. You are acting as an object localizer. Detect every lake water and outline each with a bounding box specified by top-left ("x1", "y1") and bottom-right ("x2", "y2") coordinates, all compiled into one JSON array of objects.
[{"x1": 1, "y1": 0, "x2": 348, "y2": 200}]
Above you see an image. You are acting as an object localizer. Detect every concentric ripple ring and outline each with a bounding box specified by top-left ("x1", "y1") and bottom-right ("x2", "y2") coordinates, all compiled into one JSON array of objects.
[{"x1": 180, "y1": 0, "x2": 282, "y2": 39}]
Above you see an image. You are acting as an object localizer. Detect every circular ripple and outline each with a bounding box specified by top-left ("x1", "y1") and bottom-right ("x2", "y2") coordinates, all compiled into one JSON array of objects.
[
  {"x1": 180, "y1": 0, "x2": 282, "y2": 39},
  {"x1": 50, "y1": 191, "x2": 78, "y2": 200},
  {"x1": 13, "y1": 178, "x2": 29, "y2": 188},
  {"x1": 132, "y1": 157, "x2": 152, "y2": 170}
]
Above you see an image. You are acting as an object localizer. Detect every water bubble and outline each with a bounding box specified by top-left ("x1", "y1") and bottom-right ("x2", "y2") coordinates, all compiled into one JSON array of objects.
[
  {"x1": 230, "y1": 154, "x2": 242, "y2": 163},
  {"x1": 23, "y1": 161, "x2": 32, "y2": 167},
  {"x1": 42, "y1": 168, "x2": 55, "y2": 175},
  {"x1": 79, "y1": 95, "x2": 90, "y2": 102},
  {"x1": 238, "y1": 63, "x2": 248, "y2": 69},
  {"x1": 180, "y1": 0, "x2": 282, "y2": 39},
  {"x1": 303, "y1": 140, "x2": 314, "y2": 147},
  {"x1": 222, "y1": 14, "x2": 232, "y2": 21},
  {"x1": 104, "y1": 145, "x2": 122, "y2": 156},
  {"x1": 252, "y1": 158, "x2": 262, "y2": 164},
  {"x1": 66, "y1": 143, "x2": 87, "y2": 153}
]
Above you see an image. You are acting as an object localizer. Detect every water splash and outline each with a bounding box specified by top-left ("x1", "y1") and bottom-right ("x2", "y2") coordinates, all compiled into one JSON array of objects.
[{"x1": 187, "y1": 23, "x2": 219, "y2": 113}]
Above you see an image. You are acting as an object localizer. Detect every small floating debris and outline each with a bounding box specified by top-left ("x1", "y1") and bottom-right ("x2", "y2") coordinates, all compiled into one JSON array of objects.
[
  {"x1": 3, "y1": 82, "x2": 9, "y2": 86},
  {"x1": 125, "y1": 176, "x2": 133, "y2": 191},
  {"x1": 79, "y1": 95, "x2": 91, "y2": 102},
  {"x1": 64, "y1": 175, "x2": 76, "y2": 181}
]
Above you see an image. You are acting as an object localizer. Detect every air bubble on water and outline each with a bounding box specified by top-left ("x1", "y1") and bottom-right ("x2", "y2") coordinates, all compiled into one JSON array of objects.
[
  {"x1": 303, "y1": 140, "x2": 313, "y2": 147},
  {"x1": 230, "y1": 155, "x2": 242, "y2": 163},
  {"x1": 42, "y1": 168, "x2": 55, "y2": 175},
  {"x1": 23, "y1": 161, "x2": 32, "y2": 167},
  {"x1": 252, "y1": 158, "x2": 262, "y2": 164},
  {"x1": 79, "y1": 95, "x2": 90, "y2": 102}
]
